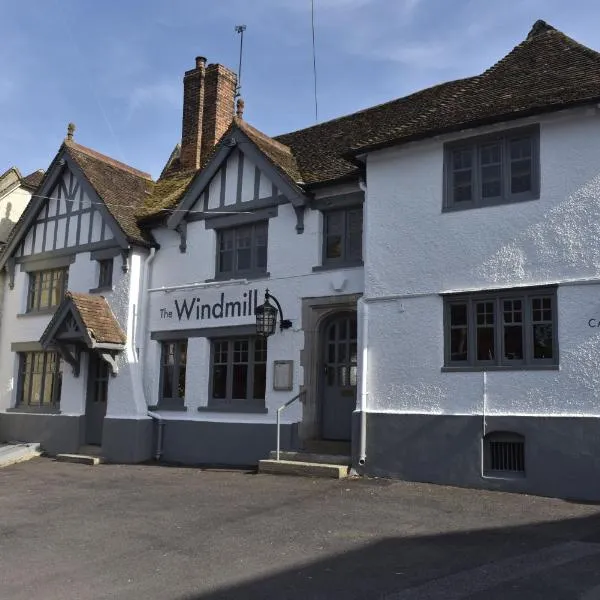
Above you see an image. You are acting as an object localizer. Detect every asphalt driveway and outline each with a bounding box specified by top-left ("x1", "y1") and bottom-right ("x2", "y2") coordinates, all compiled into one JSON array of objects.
[{"x1": 1, "y1": 458, "x2": 600, "y2": 599}]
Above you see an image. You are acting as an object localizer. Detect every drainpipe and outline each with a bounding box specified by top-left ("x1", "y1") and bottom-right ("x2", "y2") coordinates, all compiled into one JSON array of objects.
[
  {"x1": 358, "y1": 176, "x2": 368, "y2": 467},
  {"x1": 137, "y1": 248, "x2": 162, "y2": 460},
  {"x1": 358, "y1": 297, "x2": 368, "y2": 466},
  {"x1": 137, "y1": 248, "x2": 156, "y2": 364}
]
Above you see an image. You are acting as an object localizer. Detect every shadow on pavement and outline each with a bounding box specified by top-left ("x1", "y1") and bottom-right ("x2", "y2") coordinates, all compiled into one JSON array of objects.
[{"x1": 180, "y1": 512, "x2": 600, "y2": 600}]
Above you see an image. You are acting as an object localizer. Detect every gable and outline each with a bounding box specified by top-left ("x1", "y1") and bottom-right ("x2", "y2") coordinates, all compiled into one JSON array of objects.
[
  {"x1": 167, "y1": 125, "x2": 307, "y2": 230},
  {"x1": 195, "y1": 147, "x2": 283, "y2": 212},
  {"x1": 13, "y1": 165, "x2": 115, "y2": 259}
]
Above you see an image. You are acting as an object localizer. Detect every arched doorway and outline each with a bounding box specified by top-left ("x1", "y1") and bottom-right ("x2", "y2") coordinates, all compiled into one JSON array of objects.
[{"x1": 320, "y1": 312, "x2": 357, "y2": 441}]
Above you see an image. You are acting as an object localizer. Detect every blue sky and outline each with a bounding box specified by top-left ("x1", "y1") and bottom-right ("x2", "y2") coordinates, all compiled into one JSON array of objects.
[{"x1": 2, "y1": 0, "x2": 599, "y2": 180}]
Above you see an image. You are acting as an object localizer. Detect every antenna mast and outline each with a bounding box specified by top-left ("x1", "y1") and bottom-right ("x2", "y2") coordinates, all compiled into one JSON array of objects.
[
  {"x1": 311, "y1": 0, "x2": 319, "y2": 123},
  {"x1": 234, "y1": 24, "x2": 247, "y2": 98}
]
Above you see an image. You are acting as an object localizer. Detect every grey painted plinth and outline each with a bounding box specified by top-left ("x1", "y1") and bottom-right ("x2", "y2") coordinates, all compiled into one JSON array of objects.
[
  {"x1": 102, "y1": 418, "x2": 153, "y2": 464},
  {"x1": 0, "y1": 413, "x2": 83, "y2": 455},
  {"x1": 160, "y1": 420, "x2": 299, "y2": 466},
  {"x1": 356, "y1": 412, "x2": 600, "y2": 502}
]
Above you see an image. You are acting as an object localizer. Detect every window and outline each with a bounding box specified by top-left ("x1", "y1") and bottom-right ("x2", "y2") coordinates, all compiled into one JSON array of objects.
[
  {"x1": 323, "y1": 207, "x2": 363, "y2": 265},
  {"x1": 17, "y1": 352, "x2": 62, "y2": 408},
  {"x1": 97, "y1": 259, "x2": 113, "y2": 289},
  {"x1": 444, "y1": 126, "x2": 539, "y2": 210},
  {"x1": 210, "y1": 337, "x2": 267, "y2": 410},
  {"x1": 444, "y1": 287, "x2": 557, "y2": 369},
  {"x1": 27, "y1": 268, "x2": 68, "y2": 312},
  {"x1": 159, "y1": 340, "x2": 187, "y2": 408},
  {"x1": 217, "y1": 222, "x2": 268, "y2": 278},
  {"x1": 483, "y1": 432, "x2": 525, "y2": 476}
]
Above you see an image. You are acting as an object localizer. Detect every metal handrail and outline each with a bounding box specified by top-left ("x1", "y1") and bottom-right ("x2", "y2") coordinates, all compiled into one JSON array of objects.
[{"x1": 276, "y1": 390, "x2": 306, "y2": 461}]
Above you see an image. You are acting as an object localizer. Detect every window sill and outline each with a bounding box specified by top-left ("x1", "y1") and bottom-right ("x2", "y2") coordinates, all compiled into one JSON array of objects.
[
  {"x1": 442, "y1": 194, "x2": 540, "y2": 213},
  {"x1": 312, "y1": 261, "x2": 363, "y2": 273},
  {"x1": 442, "y1": 365, "x2": 558, "y2": 372},
  {"x1": 199, "y1": 404, "x2": 268, "y2": 415},
  {"x1": 148, "y1": 404, "x2": 188, "y2": 412},
  {"x1": 17, "y1": 307, "x2": 58, "y2": 317},
  {"x1": 206, "y1": 272, "x2": 270, "y2": 283},
  {"x1": 89, "y1": 286, "x2": 114, "y2": 294},
  {"x1": 7, "y1": 406, "x2": 61, "y2": 414}
]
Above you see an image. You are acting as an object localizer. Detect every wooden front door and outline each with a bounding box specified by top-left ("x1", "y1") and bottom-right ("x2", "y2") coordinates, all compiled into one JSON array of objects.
[
  {"x1": 321, "y1": 313, "x2": 357, "y2": 441},
  {"x1": 86, "y1": 354, "x2": 109, "y2": 445}
]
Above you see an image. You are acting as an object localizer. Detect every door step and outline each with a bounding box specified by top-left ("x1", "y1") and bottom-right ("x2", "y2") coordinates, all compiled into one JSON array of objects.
[
  {"x1": 78, "y1": 445, "x2": 104, "y2": 457},
  {"x1": 269, "y1": 450, "x2": 351, "y2": 466},
  {"x1": 259, "y1": 459, "x2": 349, "y2": 479},
  {"x1": 56, "y1": 453, "x2": 104, "y2": 466},
  {"x1": 0, "y1": 442, "x2": 41, "y2": 468},
  {"x1": 303, "y1": 440, "x2": 351, "y2": 456}
]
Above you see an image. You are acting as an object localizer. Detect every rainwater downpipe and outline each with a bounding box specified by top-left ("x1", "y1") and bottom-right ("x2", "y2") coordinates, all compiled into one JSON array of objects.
[
  {"x1": 358, "y1": 297, "x2": 369, "y2": 466},
  {"x1": 137, "y1": 248, "x2": 164, "y2": 460},
  {"x1": 358, "y1": 176, "x2": 368, "y2": 467}
]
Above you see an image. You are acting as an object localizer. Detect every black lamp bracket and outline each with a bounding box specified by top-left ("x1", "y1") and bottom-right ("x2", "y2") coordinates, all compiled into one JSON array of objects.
[{"x1": 265, "y1": 290, "x2": 292, "y2": 331}]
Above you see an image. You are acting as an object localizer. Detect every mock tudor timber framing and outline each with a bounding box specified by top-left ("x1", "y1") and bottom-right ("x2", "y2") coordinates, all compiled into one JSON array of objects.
[
  {"x1": 0, "y1": 146, "x2": 131, "y2": 273},
  {"x1": 167, "y1": 126, "x2": 309, "y2": 234}
]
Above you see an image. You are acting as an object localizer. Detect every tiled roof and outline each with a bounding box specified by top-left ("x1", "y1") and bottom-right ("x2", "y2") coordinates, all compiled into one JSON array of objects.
[
  {"x1": 346, "y1": 20, "x2": 600, "y2": 154},
  {"x1": 139, "y1": 20, "x2": 600, "y2": 219},
  {"x1": 67, "y1": 292, "x2": 126, "y2": 345},
  {"x1": 65, "y1": 141, "x2": 154, "y2": 245},
  {"x1": 20, "y1": 170, "x2": 45, "y2": 190}
]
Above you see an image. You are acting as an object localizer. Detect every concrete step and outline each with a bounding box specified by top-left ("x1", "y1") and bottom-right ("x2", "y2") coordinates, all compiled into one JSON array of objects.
[
  {"x1": 0, "y1": 443, "x2": 41, "y2": 468},
  {"x1": 56, "y1": 453, "x2": 104, "y2": 466},
  {"x1": 303, "y1": 440, "x2": 351, "y2": 456},
  {"x1": 78, "y1": 445, "x2": 104, "y2": 457},
  {"x1": 269, "y1": 450, "x2": 351, "y2": 466},
  {"x1": 258, "y1": 459, "x2": 349, "y2": 479}
]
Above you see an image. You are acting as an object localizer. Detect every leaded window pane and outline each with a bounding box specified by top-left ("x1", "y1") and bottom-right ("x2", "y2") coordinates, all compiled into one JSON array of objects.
[
  {"x1": 449, "y1": 303, "x2": 468, "y2": 361},
  {"x1": 218, "y1": 223, "x2": 268, "y2": 277},
  {"x1": 452, "y1": 148, "x2": 473, "y2": 203},
  {"x1": 18, "y1": 351, "x2": 60, "y2": 407},
  {"x1": 503, "y1": 299, "x2": 523, "y2": 360},
  {"x1": 480, "y1": 142, "x2": 502, "y2": 198},
  {"x1": 476, "y1": 301, "x2": 495, "y2": 361},
  {"x1": 510, "y1": 137, "x2": 533, "y2": 194},
  {"x1": 160, "y1": 340, "x2": 187, "y2": 403},
  {"x1": 27, "y1": 268, "x2": 68, "y2": 312},
  {"x1": 444, "y1": 288, "x2": 556, "y2": 368},
  {"x1": 531, "y1": 297, "x2": 554, "y2": 359},
  {"x1": 446, "y1": 128, "x2": 538, "y2": 209},
  {"x1": 324, "y1": 207, "x2": 363, "y2": 263}
]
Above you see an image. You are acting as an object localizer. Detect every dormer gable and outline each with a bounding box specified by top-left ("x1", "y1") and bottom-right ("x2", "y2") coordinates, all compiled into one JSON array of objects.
[{"x1": 166, "y1": 120, "x2": 309, "y2": 236}]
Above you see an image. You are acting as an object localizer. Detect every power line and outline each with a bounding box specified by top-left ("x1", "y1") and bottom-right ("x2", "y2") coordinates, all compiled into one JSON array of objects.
[{"x1": 311, "y1": 0, "x2": 319, "y2": 123}]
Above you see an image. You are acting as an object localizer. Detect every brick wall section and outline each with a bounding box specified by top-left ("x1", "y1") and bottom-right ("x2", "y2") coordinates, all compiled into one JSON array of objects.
[
  {"x1": 180, "y1": 57, "x2": 207, "y2": 172},
  {"x1": 201, "y1": 64, "x2": 237, "y2": 166}
]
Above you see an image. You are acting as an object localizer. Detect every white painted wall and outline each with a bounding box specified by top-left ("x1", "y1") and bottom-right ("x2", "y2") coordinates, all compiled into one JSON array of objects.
[
  {"x1": 146, "y1": 187, "x2": 364, "y2": 424},
  {"x1": 0, "y1": 238, "x2": 144, "y2": 420},
  {"x1": 364, "y1": 107, "x2": 600, "y2": 417}
]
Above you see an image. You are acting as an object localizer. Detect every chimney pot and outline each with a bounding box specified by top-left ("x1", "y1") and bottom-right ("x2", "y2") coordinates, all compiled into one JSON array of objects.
[{"x1": 195, "y1": 56, "x2": 207, "y2": 69}]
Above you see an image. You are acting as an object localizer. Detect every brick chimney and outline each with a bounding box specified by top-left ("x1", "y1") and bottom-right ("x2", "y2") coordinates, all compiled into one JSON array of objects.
[{"x1": 179, "y1": 57, "x2": 237, "y2": 172}]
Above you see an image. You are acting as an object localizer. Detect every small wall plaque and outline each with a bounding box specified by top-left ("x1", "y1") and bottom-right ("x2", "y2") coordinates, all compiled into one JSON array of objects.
[{"x1": 273, "y1": 360, "x2": 293, "y2": 391}]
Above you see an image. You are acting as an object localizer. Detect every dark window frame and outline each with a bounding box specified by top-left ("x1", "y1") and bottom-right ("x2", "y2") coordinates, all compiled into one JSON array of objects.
[
  {"x1": 17, "y1": 351, "x2": 62, "y2": 409},
  {"x1": 443, "y1": 286, "x2": 558, "y2": 371},
  {"x1": 97, "y1": 258, "x2": 113, "y2": 289},
  {"x1": 322, "y1": 206, "x2": 363, "y2": 266},
  {"x1": 215, "y1": 221, "x2": 268, "y2": 280},
  {"x1": 158, "y1": 340, "x2": 188, "y2": 410},
  {"x1": 27, "y1": 267, "x2": 69, "y2": 312},
  {"x1": 443, "y1": 125, "x2": 540, "y2": 211},
  {"x1": 208, "y1": 336, "x2": 267, "y2": 411}
]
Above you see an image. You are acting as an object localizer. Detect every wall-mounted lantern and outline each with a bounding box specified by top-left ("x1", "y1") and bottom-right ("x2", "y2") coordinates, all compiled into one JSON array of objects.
[{"x1": 255, "y1": 290, "x2": 292, "y2": 337}]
